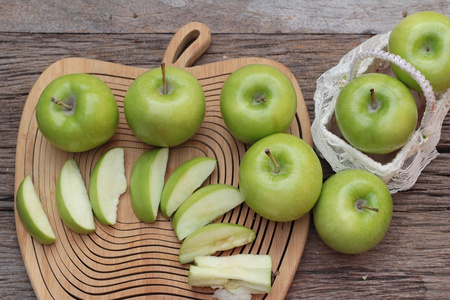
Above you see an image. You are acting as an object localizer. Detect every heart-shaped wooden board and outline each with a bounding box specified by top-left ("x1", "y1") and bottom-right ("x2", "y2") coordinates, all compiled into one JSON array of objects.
[{"x1": 15, "y1": 22, "x2": 311, "y2": 299}]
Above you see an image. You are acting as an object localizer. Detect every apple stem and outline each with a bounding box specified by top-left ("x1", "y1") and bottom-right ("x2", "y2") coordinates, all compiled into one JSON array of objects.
[
  {"x1": 161, "y1": 62, "x2": 167, "y2": 95},
  {"x1": 357, "y1": 204, "x2": 379, "y2": 213},
  {"x1": 51, "y1": 97, "x2": 73, "y2": 110},
  {"x1": 265, "y1": 148, "x2": 280, "y2": 174},
  {"x1": 255, "y1": 97, "x2": 267, "y2": 103},
  {"x1": 369, "y1": 89, "x2": 377, "y2": 110}
]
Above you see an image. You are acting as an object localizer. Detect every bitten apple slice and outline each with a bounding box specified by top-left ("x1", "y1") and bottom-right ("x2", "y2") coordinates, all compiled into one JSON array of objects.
[
  {"x1": 16, "y1": 175, "x2": 56, "y2": 245},
  {"x1": 56, "y1": 159, "x2": 95, "y2": 234},
  {"x1": 188, "y1": 254, "x2": 272, "y2": 295},
  {"x1": 129, "y1": 148, "x2": 169, "y2": 223},
  {"x1": 89, "y1": 148, "x2": 127, "y2": 225},
  {"x1": 160, "y1": 156, "x2": 216, "y2": 218},
  {"x1": 172, "y1": 184, "x2": 244, "y2": 240},
  {"x1": 179, "y1": 223, "x2": 256, "y2": 264}
]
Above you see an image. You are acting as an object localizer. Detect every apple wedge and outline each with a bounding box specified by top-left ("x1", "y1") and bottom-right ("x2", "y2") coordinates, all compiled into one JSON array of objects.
[
  {"x1": 129, "y1": 148, "x2": 169, "y2": 223},
  {"x1": 188, "y1": 254, "x2": 272, "y2": 295},
  {"x1": 179, "y1": 223, "x2": 256, "y2": 264},
  {"x1": 194, "y1": 254, "x2": 272, "y2": 269},
  {"x1": 16, "y1": 175, "x2": 56, "y2": 245},
  {"x1": 172, "y1": 184, "x2": 244, "y2": 240},
  {"x1": 160, "y1": 156, "x2": 216, "y2": 218},
  {"x1": 56, "y1": 159, "x2": 95, "y2": 234},
  {"x1": 89, "y1": 147, "x2": 127, "y2": 225}
]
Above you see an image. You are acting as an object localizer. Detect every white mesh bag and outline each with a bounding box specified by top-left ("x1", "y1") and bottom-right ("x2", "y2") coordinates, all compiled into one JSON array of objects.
[{"x1": 311, "y1": 32, "x2": 450, "y2": 193}]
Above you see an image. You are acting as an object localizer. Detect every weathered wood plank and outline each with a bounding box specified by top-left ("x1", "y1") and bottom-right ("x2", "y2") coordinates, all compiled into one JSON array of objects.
[
  {"x1": 2, "y1": 32, "x2": 449, "y2": 202},
  {"x1": 2, "y1": 0, "x2": 449, "y2": 34},
  {"x1": 1, "y1": 31, "x2": 450, "y2": 299}
]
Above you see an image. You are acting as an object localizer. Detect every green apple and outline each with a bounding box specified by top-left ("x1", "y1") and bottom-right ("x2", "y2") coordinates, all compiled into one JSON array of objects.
[
  {"x1": 189, "y1": 254, "x2": 272, "y2": 295},
  {"x1": 172, "y1": 184, "x2": 244, "y2": 240},
  {"x1": 239, "y1": 133, "x2": 322, "y2": 222},
  {"x1": 313, "y1": 169, "x2": 393, "y2": 254},
  {"x1": 89, "y1": 148, "x2": 127, "y2": 225},
  {"x1": 220, "y1": 64, "x2": 297, "y2": 144},
  {"x1": 124, "y1": 65, "x2": 205, "y2": 147},
  {"x1": 160, "y1": 156, "x2": 216, "y2": 218},
  {"x1": 179, "y1": 223, "x2": 256, "y2": 264},
  {"x1": 56, "y1": 159, "x2": 95, "y2": 234},
  {"x1": 335, "y1": 73, "x2": 418, "y2": 154},
  {"x1": 129, "y1": 148, "x2": 169, "y2": 223},
  {"x1": 36, "y1": 73, "x2": 119, "y2": 152},
  {"x1": 16, "y1": 175, "x2": 56, "y2": 245},
  {"x1": 388, "y1": 11, "x2": 450, "y2": 93}
]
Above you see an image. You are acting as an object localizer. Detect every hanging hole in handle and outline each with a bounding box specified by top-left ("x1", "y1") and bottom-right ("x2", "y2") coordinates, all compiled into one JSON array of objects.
[
  {"x1": 171, "y1": 29, "x2": 200, "y2": 65},
  {"x1": 162, "y1": 22, "x2": 211, "y2": 68}
]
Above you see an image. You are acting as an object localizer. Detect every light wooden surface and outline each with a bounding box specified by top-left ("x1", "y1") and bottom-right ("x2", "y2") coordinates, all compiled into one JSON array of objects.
[
  {"x1": 14, "y1": 22, "x2": 311, "y2": 299},
  {"x1": 1, "y1": 1, "x2": 450, "y2": 299}
]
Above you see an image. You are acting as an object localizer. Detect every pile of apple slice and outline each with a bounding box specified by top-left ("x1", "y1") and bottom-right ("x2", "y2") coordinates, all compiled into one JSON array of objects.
[
  {"x1": 16, "y1": 146, "x2": 271, "y2": 297},
  {"x1": 127, "y1": 147, "x2": 270, "y2": 296},
  {"x1": 16, "y1": 148, "x2": 128, "y2": 241}
]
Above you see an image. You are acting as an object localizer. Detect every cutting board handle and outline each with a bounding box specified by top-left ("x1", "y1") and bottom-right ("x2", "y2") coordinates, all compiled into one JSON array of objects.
[{"x1": 162, "y1": 22, "x2": 211, "y2": 68}]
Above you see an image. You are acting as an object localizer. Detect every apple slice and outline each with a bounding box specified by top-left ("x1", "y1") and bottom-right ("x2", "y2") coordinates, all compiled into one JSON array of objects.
[
  {"x1": 188, "y1": 254, "x2": 272, "y2": 295},
  {"x1": 160, "y1": 156, "x2": 216, "y2": 218},
  {"x1": 194, "y1": 254, "x2": 272, "y2": 269},
  {"x1": 89, "y1": 148, "x2": 127, "y2": 225},
  {"x1": 129, "y1": 148, "x2": 169, "y2": 223},
  {"x1": 172, "y1": 184, "x2": 244, "y2": 240},
  {"x1": 179, "y1": 223, "x2": 256, "y2": 264},
  {"x1": 56, "y1": 159, "x2": 95, "y2": 234},
  {"x1": 16, "y1": 175, "x2": 56, "y2": 245}
]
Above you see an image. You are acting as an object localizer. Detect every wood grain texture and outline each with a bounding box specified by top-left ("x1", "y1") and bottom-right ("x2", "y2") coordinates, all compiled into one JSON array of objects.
[
  {"x1": 2, "y1": 0, "x2": 449, "y2": 34},
  {"x1": 1, "y1": 2, "x2": 450, "y2": 299}
]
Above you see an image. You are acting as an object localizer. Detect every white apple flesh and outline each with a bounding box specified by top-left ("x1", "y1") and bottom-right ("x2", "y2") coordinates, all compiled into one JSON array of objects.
[
  {"x1": 179, "y1": 223, "x2": 256, "y2": 264},
  {"x1": 56, "y1": 159, "x2": 95, "y2": 234},
  {"x1": 160, "y1": 156, "x2": 216, "y2": 218},
  {"x1": 89, "y1": 148, "x2": 127, "y2": 225},
  {"x1": 172, "y1": 184, "x2": 245, "y2": 240},
  {"x1": 189, "y1": 254, "x2": 272, "y2": 295}
]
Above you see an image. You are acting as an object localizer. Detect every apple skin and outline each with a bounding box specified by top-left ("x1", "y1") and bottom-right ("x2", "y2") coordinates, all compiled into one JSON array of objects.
[
  {"x1": 16, "y1": 175, "x2": 56, "y2": 245},
  {"x1": 36, "y1": 73, "x2": 119, "y2": 153},
  {"x1": 388, "y1": 11, "x2": 450, "y2": 93},
  {"x1": 220, "y1": 64, "x2": 297, "y2": 144},
  {"x1": 313, "y1": 169, "x2": 393, "y2": 254},
  {"x1": 129, "y1": 148, "x2": 169, "y2": 223},
  {"x1": 124, "y1": 66, "x2": 205, "y2": 147},
  {"x1": 335, "y1": 73, "x2": 418, "y2": 154},
  {"x1": 239, "y1": 133, "x2": 323, "y2": 222}
]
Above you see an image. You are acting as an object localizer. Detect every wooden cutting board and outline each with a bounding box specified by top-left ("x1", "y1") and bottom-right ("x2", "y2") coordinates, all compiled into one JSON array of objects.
[{"x1": 14, "y1": 22, "x2": 311, "y2": 299}]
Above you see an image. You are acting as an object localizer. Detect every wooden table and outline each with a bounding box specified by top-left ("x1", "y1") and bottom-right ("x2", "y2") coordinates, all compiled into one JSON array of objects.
[{"x1": 1, "y1": 1, "x2": 449, "y2": 299}]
